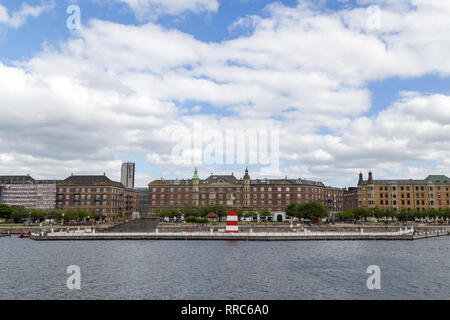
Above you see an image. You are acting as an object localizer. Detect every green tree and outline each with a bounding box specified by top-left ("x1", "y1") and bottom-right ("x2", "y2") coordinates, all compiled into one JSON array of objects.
[
  {"x1": 0, "y1": 204, "x2": 12, "y2": 221},
  {"x1": 291, "y1": 200, "x2": 329, "y2": 221},
  {"x1": 285, "y1": 203, "x2": 299, "y2": 218},
  {"x1": 245, "y1": 207, "x2": 256, "y2": 220},
  {"x1": 258, "y1": 208, "x2": 272, "y2": 221},
  {"x1": 182, "y1": 205, "x2": 199, "y2": 218},
  {"x1": 10, "y1": 206, "x2": 29, "y2": 222},
  {"x1": 29, "y1": 209, "x2": 46, "y2": 222},
  {"x1": 336, "y1": 209, "x2": 354, "y2": 221}
]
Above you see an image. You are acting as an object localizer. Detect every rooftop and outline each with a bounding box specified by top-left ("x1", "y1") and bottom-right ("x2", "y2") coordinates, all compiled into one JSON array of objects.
[
  {"x1": 359, "y1": 175, "x2": 450, "y2": 186},
  {"x1": 58, "y1": 175, "x2": 125, "y2": 188}
]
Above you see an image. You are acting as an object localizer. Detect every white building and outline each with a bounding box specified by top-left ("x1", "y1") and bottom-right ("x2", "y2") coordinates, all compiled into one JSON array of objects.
[{"x1": 0, "y1": 175, "x2": 58, "y2": 209}]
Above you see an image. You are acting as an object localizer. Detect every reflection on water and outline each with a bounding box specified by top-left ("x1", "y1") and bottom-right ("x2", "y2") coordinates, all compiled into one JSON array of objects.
[{"x1": 0, "y1": 237, "x2": 449, "y2": 300}]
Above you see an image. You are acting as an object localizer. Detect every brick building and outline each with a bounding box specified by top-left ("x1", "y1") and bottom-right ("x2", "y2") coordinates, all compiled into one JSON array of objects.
[
  {"x1": 357, "y1": 172, "x2": 450, "y2": 211},
  {"x1": 344, "y1": 187, "x2": 358, "y2": 210},
  {"x1": 57, "y1": 175, "x2": 140, "y2": 217},
  {"x1": 148, "y1": 168, "x2": 344, "y2": 215}
]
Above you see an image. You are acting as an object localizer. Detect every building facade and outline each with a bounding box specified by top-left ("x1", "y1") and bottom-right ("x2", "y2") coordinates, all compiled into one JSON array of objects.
[
  {"x1": 0, "y1": 175, "x2": 58, "y2": 209},
  {"x1": 134, "y1": 187, "x2": 149, "y2": 213},
  {"x1": 148, "y1": 168, "x2": 344, "y2": 214},
  {"x1": 357, "y1": 172, "x2": 450, "y2": 211},
  {"x1": 121, "y1": 162, "x2": 135, "y2": 189},
  {"x1": 344, "y1": 187, "x2": 359, "y2": 210},
  {"x1": 57, "y1": 175, "x2": 140, "y2": 216}
]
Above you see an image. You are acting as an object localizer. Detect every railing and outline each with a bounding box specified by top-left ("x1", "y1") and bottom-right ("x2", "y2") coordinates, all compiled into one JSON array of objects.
[{"x1": 36, "y1": 227, "x2": 419, "y2": 238}]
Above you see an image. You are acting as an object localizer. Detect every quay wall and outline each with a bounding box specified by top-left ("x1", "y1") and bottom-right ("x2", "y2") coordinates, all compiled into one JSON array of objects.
[
  {"x1": 155, "y1": 224, "x2": 447, "y2": 234},
  {"x1": 30, "y1": 228, "x2": 450, "y2": 241},
  {"x1": 31, "y1": 233, "x2": 417, "y2": 241}
]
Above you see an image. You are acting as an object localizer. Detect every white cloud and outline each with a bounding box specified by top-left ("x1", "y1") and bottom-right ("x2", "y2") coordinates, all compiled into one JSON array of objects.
[
  {"x1": 0, "y1": 2, "x2": 53, "y2": 29},
  {"x1": 1, "y1": 0, "x2": 449, "y2": 186},
  {"x1": 111, "y1": 0, "x2": 219, "y2": 20}
]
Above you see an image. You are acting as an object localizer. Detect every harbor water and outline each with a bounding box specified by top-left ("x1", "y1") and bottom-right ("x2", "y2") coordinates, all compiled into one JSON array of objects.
[{"x1": 1, "y1": 236, "x2": 449, "y2": 300}]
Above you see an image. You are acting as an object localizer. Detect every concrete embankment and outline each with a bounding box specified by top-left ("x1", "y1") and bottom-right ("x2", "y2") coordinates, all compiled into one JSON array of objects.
[
  {"x1": 0, "y1": 226, "x2": 38, "y2": 235},
  {"x1": 30, "y1": 227, "x2": 448, "y2": 241},
  {"x1": 30, "y1": 233, "x2": 416, "y2": 241}
]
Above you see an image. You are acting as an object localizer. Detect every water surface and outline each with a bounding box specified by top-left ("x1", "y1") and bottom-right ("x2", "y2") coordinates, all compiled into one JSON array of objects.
[{"x1": 1, "y1": 237, "x2": 449, "y2": 300}]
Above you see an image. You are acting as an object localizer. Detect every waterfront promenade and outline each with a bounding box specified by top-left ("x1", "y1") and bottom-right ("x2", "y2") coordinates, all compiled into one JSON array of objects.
[{"x1": 30, "y1": 226, "x2": 449, "y2": 241}]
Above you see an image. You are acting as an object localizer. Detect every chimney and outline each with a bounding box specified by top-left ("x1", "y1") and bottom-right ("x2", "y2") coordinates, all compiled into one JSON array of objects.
[
  {"x1": 358, "y1": 172, "x2": 363, "y2": 186},
  {"x1": 368, "y1": 171, "x2": 374, "y2": 184}
]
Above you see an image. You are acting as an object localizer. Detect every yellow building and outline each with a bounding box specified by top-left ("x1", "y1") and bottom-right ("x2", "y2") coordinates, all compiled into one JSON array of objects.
[{"x1": 357, "y1": 172, "x2": 450, "y2": 211}]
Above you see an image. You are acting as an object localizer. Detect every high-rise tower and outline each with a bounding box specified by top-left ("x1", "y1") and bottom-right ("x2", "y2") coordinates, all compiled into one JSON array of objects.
[{"x1": 121, "y1": 162, "x2": 135, "y2": 188}]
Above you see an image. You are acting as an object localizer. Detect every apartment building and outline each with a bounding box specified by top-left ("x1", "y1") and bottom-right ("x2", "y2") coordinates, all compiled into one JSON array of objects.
[
  {"x1": 57, "y1": 175, "x2": 140, "y2": 216},
  {"x1": 148, "y1": 168, "x2": 344, "y2": 214},
  {"x1": 344, "y1": 187, "x2": 358, "y2": 210},
  {"x1": 357, "y1": 172, "x2": 450, "y2": 211}
]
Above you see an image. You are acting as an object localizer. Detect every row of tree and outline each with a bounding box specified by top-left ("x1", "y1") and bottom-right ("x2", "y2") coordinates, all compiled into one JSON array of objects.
[
  {"x1": 285, "y1": 200, "x2": 330, "y2": 220},
  {"x1": 0, "y1": 204, "x2": 110, "y2": 223},
  {"x1": 335, "y1": 207, "x2": 450, "y2": 221},
  {"x1": 155, "y1": 201, "x2": 329, "y2": 222},
  {"x1": 155, "y1": 204, "x2": 273, "y2": 221}
]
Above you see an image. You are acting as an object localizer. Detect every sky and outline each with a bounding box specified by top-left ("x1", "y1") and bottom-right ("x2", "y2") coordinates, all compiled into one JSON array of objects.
[{"x1": 0, "y1": 0, "x2": 449, "y2": 187}]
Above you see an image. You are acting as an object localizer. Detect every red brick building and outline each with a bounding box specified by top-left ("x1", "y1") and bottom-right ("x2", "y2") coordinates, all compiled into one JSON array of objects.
[
  {"x1": 148, "y1": 168, "x2": 344, "y2": 214},
  {"x1": 57, "y1": 175, "x2": 140, "y2": 217},
  {"x1": 344, "y1": 187, "x2": 358, "y2": 210}
]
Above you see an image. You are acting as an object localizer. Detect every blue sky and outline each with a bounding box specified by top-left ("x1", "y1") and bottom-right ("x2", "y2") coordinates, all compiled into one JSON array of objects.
[{"x1": 0, "y1": 0, "x2": 449, "y2": 187}]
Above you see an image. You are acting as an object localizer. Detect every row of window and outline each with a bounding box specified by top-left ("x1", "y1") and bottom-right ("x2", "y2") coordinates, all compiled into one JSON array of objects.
[
  {"x1": 58, "y1": 194, "x2": 123, "y2": 200},
  {"x1": 151, "y1": 186, "x2": 341, "y2": 194},
  {"x1": 368, "y1": 200, "x2": 450, "y2": 206},
  {"x1": 58, "y1": 188, "x2": 122, "y2": 193},
  {"x1": 58, "y1": 201, "x2": 123, "y2": 207},
  {"x1": 367, "y1": 186, "x2": 450, "y2": 192},
  {"x1": 151, "y1": 198, "x2": 342, "y2": 207}
]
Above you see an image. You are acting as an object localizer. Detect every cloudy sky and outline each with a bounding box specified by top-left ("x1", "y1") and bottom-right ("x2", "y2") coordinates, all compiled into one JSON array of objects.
[{"x1": 0, "y1": 0, "x2": 449, "y2": 187}]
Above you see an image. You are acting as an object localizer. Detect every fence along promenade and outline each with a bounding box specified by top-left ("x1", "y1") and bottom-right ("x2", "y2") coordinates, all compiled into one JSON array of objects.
[{"x1": 30, "y1": 226, "x2": 449, "y2": 241}]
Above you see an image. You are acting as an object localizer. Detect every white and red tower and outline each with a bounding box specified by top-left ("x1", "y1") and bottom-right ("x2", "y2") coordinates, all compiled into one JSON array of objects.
[{"x1": 226, "y1": 211, "x2": 239, "y2": 233}]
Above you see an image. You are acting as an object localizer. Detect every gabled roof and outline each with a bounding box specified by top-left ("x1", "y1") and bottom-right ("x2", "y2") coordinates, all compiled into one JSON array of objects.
[
  {"x1": 58, "y1": 175, "x2": 124, "y2": 188},
  {"x1": 203, "y1": 175, "x2": 239, "y2": 185}
]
